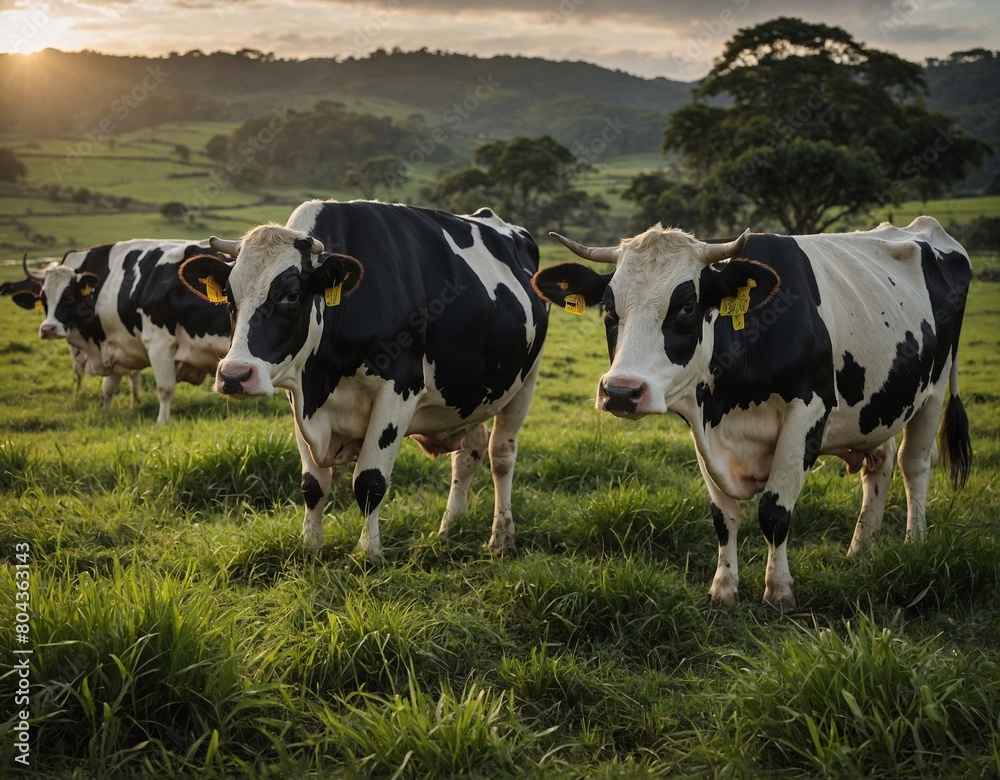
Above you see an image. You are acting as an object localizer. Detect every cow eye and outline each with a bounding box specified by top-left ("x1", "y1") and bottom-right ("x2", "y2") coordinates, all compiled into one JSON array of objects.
[
  {"x1": 281, "y1": 292, "x2": 299, "y2": 305},
  {"x1": 680, "y1": 301, "x2": 697, "y2": 316}
]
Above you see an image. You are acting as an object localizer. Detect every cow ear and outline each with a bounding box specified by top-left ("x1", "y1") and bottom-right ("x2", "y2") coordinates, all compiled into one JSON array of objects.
[
  {"x1": 178, "y1": 254, "x2": 233, "y2": 304},
  {"x1": 304, "y1": 253, "x2": 365, "y2": 300},
  {"x1": 532, "y1": 262, "x2": 612, "y2": 309},
  {"x1": 699, "y1": 258, "x2": 781, "y2": 312},
  {"x1": 11, "y1": 291, "x2": 40, "y2": 310},
  {"x1": 75, "y1": 271, "x2": 99, "y2": 297}
]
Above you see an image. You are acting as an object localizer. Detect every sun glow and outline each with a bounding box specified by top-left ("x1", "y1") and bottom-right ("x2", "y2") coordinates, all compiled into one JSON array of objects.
[{"x1": 2, "y1": 10, "x2": 83, "y2": 55}]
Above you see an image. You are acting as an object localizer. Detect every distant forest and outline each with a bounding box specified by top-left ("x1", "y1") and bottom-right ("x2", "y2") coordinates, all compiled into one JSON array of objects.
[
  {"x1": 0, "y1": 48, "x2": 683, "y2": 158},
  {"x1": 0, "y1": 47, "x2": 996, "y2": 194},
  {"x1": 0, "y1": 47, "x2": 994, "y2": 160}
]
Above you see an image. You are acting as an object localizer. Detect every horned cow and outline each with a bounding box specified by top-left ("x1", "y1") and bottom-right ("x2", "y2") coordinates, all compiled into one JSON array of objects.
[{"x1": 532, "y1": 217, "x2": 972, "y2": 611}]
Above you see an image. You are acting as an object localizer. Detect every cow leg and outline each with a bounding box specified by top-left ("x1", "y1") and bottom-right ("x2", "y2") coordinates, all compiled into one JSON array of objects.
[
  {"x1": 897, "y1": 397, "x2": 942, "y2": 543},
  {"x1": 147, "y1": 342, "x2": 177, "y2": 425},
  {"x1": 354, "y1": 392, "x2": 418, "y2": 563},
  {"x1": 486, "y1": 361, "x2": 540, "y2": 557},
  {"x1": 698, "y1": 451, "x2": 743, "y2": 607},
  {"x1": 438, "y1": 423, "x2": 488, "y2": 542},
  {"x1": 100, "y1": 373, "x2": 124, "y2": 411},
  {"x1": 757, "y1": 403, "x2": 830, "y2": 612},
  {"x1": 294, "y1": 423, "x2": 332, "y2": 553},
  {"x1": 847, "y1": 437, "x2": 896, "y2": 558},
  {"x1": 128, "y1": 371, "x2": 141, "y2": 409}
]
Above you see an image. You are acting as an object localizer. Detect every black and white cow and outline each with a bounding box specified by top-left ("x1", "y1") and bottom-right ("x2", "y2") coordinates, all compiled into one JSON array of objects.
[
  {"x1": 7, "y1": 255, "x2": 142, "y2": 405},
  {"x1": 532, "y1": 216, "x2": 972, "y2": 611},
  {"x1": 16, "y1": 240, "x2": 231, "y2": 424},
  {"x1": 179, "y1": 200, "x2": 548, "y2": 561}
]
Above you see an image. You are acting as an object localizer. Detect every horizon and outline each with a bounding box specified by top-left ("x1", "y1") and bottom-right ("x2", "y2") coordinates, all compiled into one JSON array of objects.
[{"x1": 2, "y1": 1, "x2": 997, "y2": 82}]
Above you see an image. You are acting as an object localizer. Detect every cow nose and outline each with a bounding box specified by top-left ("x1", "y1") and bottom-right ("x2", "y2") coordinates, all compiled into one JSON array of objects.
[
  {"x1": 40, "y1": 323, "x2": 60, "y2": 339},
  {"x1": 599, "y1": 378, "x2": 647, "y2": 414},
  {"x1": 218, "y1": 364, "x2": 253, "y2": 395}
]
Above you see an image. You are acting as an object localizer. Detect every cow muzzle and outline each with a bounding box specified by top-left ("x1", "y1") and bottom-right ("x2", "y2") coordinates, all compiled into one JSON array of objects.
[
  {"x1": 597, "y1": 376, "x2": 650, "y2": 418},
  {"x1": 216, "y1": 362, "x2": 257, "y2": 395},
  {"x1": 39, "y1": 322, "x2": 63, "y2": 340}
]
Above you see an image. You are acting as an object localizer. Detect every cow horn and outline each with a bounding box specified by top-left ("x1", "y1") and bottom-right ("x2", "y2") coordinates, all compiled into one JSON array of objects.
[
  {"x1": 701, "y1": 229, "x2": 750, "y2": 265},
  {"x1": 209, "y1": 236, "x2": 242, "y2": 258},
  {"x1": 23, "y1": 252, "x2": 45, "y2": 281},
  {"x1": 549, "y1": 232, "x2": 618, "y2": 264},
  {"x1": 309, "y1": 237, "x2": 324, "y2": 255}
]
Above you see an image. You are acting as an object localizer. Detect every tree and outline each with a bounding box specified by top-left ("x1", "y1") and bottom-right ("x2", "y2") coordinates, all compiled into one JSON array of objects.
[
  {"x1": 0, "y1": 149, "x2": 27, "y2": 182},
  {"x1": 663, "y1": 17, "x2": 993, "y2": 233},
  {"x1": 205, "y1": 134, "x2": 229, "y2": 162},
  {"x1": 433, "y1": 136, "x2": 595, "y2": 232},
  {"x1": 342, "y1": 155, "x2": 405, "y2": 199},
  {"x1": 160, "y1": 201, "x2": 187, "y2": 222}
]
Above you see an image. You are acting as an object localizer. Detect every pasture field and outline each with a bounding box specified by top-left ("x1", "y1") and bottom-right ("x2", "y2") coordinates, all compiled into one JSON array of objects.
[
  {"x1": 0, "y1": 241, "x2": 999, "y2": 777},
  {"x1": 4, "y1": 121, "x2": 1000, "y2": 256}
]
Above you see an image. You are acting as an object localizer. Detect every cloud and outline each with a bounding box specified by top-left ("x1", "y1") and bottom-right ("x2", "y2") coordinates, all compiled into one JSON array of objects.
[{"x1": 0, "y1": 0, "x2": 995, "y2": 78}]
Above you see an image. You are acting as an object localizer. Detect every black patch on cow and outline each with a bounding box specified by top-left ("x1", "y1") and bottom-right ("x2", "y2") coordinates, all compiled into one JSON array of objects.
[
  {"x1": 437, "y1": 215, "x2": 475, "y2": 249},
  {"x1": 604, "y1": 287, "x2": 619, "y2": 363},
  {"x1": 803, "y1": 413, "x2": 828, "y2": 471},
  {"x1": 918, "y1": 242, "x2": 971, "y2": 382},
  {"x1": 858, "y1": 324, "x2": 936, "y2": 435},
  {"x1": 836, "y1": 351, "x2": 866, "y2": 406},
  {"x1": 699, "y1": 235, "x2": 835, "y2": 429},
  {"x1": 301, "y1": 472, "x2": 324, "y2": 510},
  {"x1": 758, "y1": 491, "x2": 790, "y2": 547},
  {"x1": 51, "y1": 245, "x2": 112, "y2": 344},
  {"x1": 117, "y1": 244, "x2": 230, "y2": 339},
  {"x1": 710, "y1": 503, "x2": 728, "y2": 546},
  {"x1": 247, "y1": 267, "x2": 315, "y2": 366},
  {"x1": 661, "y1": 280, "x2": 702, "y2": 366},
  {"x1": 378, "y1": 423, "x2": 398, "y2": 450},
  {"x1": 354, "y1": 468, "x2": 387, "y2": 516},
  {"x1": 292, "y1": 202, "x2": 547, "y2": 419}
]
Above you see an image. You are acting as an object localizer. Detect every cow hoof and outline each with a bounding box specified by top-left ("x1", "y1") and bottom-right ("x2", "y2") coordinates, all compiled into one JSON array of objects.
[
  {"x1": 763, "y1": 591, "x2": 797, "y2": 613},
  {"x1": 487, "y1": 536, "x2": 517, "y2": 558},
  {"x1": 302, "y1": 534, "x2": 324, "y2": 555},
  {"x1": 709, "y1": 589, "x2": 739, "y2": 608}
]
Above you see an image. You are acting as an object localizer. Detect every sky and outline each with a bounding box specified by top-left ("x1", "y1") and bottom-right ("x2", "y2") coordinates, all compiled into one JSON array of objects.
[{"x1": 2, "y1": 0, "x2": 997, "y2": 81}]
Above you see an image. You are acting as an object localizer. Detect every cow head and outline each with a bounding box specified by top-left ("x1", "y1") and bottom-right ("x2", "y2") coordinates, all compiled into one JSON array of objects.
[
  {"x1": 13, "y1": 263, "x2": 101, "y2": 341},
  {"x1": 532, "y1": 224, "x2": 779, "y2": 418},
  {"x1": 178, "y1": 226, "x2": 364, "y2": 396}
]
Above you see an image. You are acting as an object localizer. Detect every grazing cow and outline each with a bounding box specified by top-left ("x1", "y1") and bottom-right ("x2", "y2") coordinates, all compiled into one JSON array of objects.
[
  {"x1": 532, "y1": 217, "x2": 972, "y2": 611},
  {"x1": 15, "y1": 240, "x2": 231, "y2": 424},
  {"x1": 7, "y1": 256, "x2": 142, "y2": 405},
  {"x1": 179, "y1": 200, "x2": 548, "y2": 560}
]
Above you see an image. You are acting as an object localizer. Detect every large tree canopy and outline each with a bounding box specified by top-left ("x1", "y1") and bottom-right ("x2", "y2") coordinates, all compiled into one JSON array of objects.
[
  {"x1": 662, "y1": 17, "x2": 992, "y2": 234},
  {"x1": 433, "y1": 135, "x2": 608, "y2": 235}
]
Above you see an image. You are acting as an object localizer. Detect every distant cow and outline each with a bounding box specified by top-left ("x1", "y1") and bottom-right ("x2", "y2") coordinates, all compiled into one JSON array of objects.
[
  {"x1": 532, "y1": 217, "x2": 972, "y2": 611},
  {"x1": 7, "y1": 255, "x2": 142, "y2": 407},
  {"x1": 15, "y1": 240, "x2": 231, "y2": 424},
  {"x1": 179, "y1": 200, "x2": 548, "y2": 560}
]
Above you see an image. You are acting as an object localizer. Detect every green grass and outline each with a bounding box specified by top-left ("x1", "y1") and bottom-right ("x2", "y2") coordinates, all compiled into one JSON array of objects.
[
  {"x1": 4, "y1": 120, "x2": 999, "y2": 254},
  {"x1": 1, "y1": 242, "x2": 999, "y2": 775}
]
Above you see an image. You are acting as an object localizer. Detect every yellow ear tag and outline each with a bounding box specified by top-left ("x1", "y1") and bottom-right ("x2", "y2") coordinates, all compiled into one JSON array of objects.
[
  {"x1": 563, "y1": 294, "x2": 586, "y2": 316},
  {"x1": 719, "y1": 278, "x2": 756, "y2": 331},
  {"x1": 325, "y1": 284, "x2": 342, "y2": 306},
  {"x1": 34, "y1": 298, "x2": 42, "y2": 309},
  {"x1": 199, "y1": 276, "x2": 226, "y2": 304},
  {"x1": 79, "y1": 285, "x2": 93, "y2": 297}
]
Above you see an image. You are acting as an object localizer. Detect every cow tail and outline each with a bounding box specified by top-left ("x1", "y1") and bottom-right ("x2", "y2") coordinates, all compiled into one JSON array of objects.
[{"x1": 939, "y1": 360, "x2": 972, "y2": 490}]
